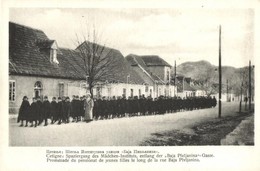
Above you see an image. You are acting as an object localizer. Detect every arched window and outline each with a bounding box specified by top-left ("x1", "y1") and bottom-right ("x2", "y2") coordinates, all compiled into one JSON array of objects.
[{"x1": 34, "y1": 81, "x2": 43, "y2": 98}]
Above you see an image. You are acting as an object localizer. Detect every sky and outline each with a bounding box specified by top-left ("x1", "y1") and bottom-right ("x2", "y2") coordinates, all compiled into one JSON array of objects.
[{"x1": 9, "y1": 8, "x2": 254, "y2": 68}]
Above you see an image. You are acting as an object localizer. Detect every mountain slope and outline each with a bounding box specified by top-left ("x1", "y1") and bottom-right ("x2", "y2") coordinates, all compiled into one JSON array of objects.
[{"x1": 174, "y1": 60, "x2": 254, "y2": 95}]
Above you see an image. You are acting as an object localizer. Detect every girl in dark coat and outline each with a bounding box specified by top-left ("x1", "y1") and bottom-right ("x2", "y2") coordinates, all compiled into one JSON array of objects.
[
  {"x1": 57, "y1": 97, "x2": 63, "y2": 125},
  {"x1": 29, "y1": 97, "x2": 39, "y2": 127},
  {"x1": 63, "y1": 97, "x2": 71, "y2": 123},
  {"x1": 50, "y1": 97, "x2": 58, "y2": 124},
  {"x1": 42, "y1": 96, "x2": 51, "y2": 126},
  {"x1": 36, "y1": 97, "x2": 43, "y2": 125},
  {"x1": 74, "y1": 96, "x2": 81, "y2": 122},
  {"x1": 80, "y1": 96, "x2": 85, "y2": 121},
  {"x1": 17, "y1": 96, "x2": 30, "y2": 127}
]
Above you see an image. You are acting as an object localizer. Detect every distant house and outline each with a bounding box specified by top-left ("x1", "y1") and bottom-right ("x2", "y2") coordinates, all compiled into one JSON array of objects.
[
  {"x1": 9, "y1": 22, "x2": 147, "y2": 114},
  {"x1": 175, "y1": 76, "x2": 195, "y2": 98},
  {"x1": 210, "y1": 83, "x2": 237, "y2": 102},
  {"x1": 126, "y1": 54, "x2": 177, "y2": 98},
  {"x1": 190, "y1": 80, "x2": 207, "y2": 97}
]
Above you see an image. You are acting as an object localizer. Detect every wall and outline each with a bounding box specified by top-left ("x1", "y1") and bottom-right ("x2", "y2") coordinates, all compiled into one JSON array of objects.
[
  {"x1": 97, "y1": 83, "x2": 148, "y2": 99},
  {"x1": 9, "y1": 75, "x2": 150, "y2": 114},
  {"x1": 177, "y1": 90, "x2": 194, "y2": 98},
  {"x1": 9, "y1": 75, "x2": 86, "y2": 114},
  {"x1": 195, "y1": 90, "x2": 207, "y2": 97},
  {"x1": 156, "y1": 85, "x2": 177, "y2": 97},
  {"x1": 10, "y1": 75, "x2": 177, "y2": 114},
  {"x1": 148, "y1": 66, "x2": 166, "y2": 80}
]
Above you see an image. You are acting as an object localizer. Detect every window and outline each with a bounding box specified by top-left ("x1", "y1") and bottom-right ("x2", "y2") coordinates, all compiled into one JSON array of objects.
[
  {"x1": 145, "y1": 85, "x2": 149, "y2": 92},
  {"x1": 123, "y1": 88, "x2": 126, "y2": 97},
  {"x1": 107, "y1": 87, "x2": 111, "y2": 97},
  {"x1": 50, "y1": 49, "x2": 59, "y2": 64},
  {"x1": 139, "y1": 89, "x2": 141, "y2": 96},
  {"x1": 9, "y1": 80, "x2": 16, "y2": 101},
  {"x1": 130, "y1": 89, "x2": 133, "y2": 97},
  {"x1": 166, "y1": 70, "x2": 170, "y2": 82},
  {"x1": 150, "y1": 89, "x2": 152, "y2": 97},
  {"x1": 59, "y1": 82, "x2": 64, "y2": 97},
  {"x1": 96, "y1": 87, "x2": 101, "y2": 98},
  {"x1": 34, "y1": 81, "x2": 43, "y2": 98}
]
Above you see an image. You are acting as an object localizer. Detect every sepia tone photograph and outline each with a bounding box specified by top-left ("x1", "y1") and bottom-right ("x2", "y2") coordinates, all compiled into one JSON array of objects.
[{"x1": 8, "y1": 8, "x2": 254, "y2": 147}]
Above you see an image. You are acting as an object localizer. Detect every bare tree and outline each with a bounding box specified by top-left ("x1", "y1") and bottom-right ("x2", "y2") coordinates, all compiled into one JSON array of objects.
[
  {"x1": 74, "y1": 27, "x2": 120, "y2": 98},
  {"x1": 200, "y1": 68, "x2": 218, "y2": 97}
]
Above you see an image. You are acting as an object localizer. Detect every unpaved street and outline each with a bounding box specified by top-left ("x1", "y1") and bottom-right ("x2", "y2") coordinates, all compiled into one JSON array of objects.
[{"x1": 9, "y1": 102, "x2": 244, "y2": 146}]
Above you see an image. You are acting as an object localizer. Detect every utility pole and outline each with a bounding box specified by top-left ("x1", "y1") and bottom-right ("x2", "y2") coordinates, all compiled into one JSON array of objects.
[
  {"x1": 249, "y1": 60, "x2": 251, "y2": 111},
  {"x1": 174, "y1": 60, "x2": 177, "y2": 96},
  {"x1": 226, "y1": 79, "x2": 228, "y2": 102},
  {"x1": 218, "y1": 25, "x2": 222, "y2": 118},
  {"x1": 239, "y1": 82, "x2": 243, "y2": 113}
]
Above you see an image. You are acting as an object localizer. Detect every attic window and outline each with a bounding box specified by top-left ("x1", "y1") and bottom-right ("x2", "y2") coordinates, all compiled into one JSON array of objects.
[
  {"x1": 50, "y1": 49, "x2": 59, "y2": 64},
  {"x1": 50, "y1": 40, "x2": 59, "y2": 64}
]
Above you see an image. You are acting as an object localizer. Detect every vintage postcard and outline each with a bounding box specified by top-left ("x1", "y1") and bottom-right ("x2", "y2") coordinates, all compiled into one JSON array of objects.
[{"x1": 0, "y1": 0, "x2": 260, "y2": 170}]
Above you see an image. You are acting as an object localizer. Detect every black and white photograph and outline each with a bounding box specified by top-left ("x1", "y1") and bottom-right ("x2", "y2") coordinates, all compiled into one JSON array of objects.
[
  {"x1": 1, "y1": 1, "x2": 260, "y2": 170},
  {"x1": 8, "y1": 8, "x2": 255, "y2": 146}
]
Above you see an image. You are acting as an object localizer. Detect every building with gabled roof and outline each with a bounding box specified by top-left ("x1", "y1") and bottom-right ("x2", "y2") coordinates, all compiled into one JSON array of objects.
[
  {"x1": 126, "y1": 54, "x2": 176, "y2": 97},
  {"x1": 9, "y1": 22, "x2": 149, "y2": 114}
]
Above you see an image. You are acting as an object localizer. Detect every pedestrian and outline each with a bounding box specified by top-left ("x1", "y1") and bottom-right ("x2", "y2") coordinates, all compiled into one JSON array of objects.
[
  {"x1": 71, "y1": 95, "x2": 76, "y2": 122},
  {"x1": 63, "y1": 97, "x2": 71, "y2": 123},
  {"x1": 74, "y1": 95, "x2": 81, "y2": 122},
  {"x1": 57, "y1": 97, "x2": 63, "y2": 125},
  {"x1": 29, "y1": 97, "x2": 39, "y2": 127},
  {"x1": 42, "y1": 96, "x2": 51, "y2": 126},
  {"x1": 50, "y1": 97, "x2": 58, "y2": 124},
  {"x1": 79, "y1": 96, "x2": 85, "y2": 122},
  {"x1": 36, "y1": 97, "x2": 43, "y2": 125},
  {"x1": 84, "y1": 94, "x2": 94, "y2": 122},
  {"x1": 17, "y1": 96, "x2": 30, "y2": 127}
]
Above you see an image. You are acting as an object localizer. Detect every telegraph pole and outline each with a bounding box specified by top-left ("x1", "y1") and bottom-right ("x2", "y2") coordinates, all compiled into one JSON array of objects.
[
  {"x1": 174, "y1": 60, "x2": 177, "y2": 96},
  {"x1": 218, "y1": 25, "x2": 222, "y2": 118},
  {"x1": 226, "y1": 79, "x2": 228, "y2": 102},
  {"x1": 249, "y1": 60, "x2": 252, "y2": 111}
]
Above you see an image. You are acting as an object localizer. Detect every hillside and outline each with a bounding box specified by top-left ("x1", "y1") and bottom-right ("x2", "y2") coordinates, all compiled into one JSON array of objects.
[{"x1": 174, "y1": 60, "x2": 254, "y2": 95}]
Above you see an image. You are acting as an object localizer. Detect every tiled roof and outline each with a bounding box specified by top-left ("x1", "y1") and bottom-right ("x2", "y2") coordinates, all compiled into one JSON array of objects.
[
  {"x1": 126, "y1": 54, "x2": 165, "y2": 84},
  {"x1": 9, "y1": 22, "x2": 146, "y2": 84},
  {"x1": 9, "y1": 22, "x2": 85, "y2": 80},
  {"x1": 177, "y1": 80, "x2": 195, "y2": 92},
  {"x1": 36, "y1": 40, "x2": 55, "y2": 49}
]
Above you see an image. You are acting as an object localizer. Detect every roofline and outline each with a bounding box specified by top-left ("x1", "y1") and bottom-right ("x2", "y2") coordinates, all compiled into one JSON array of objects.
[
  {"x1": 9, "y1": 72, "x2": 85, "y2": 81},
  {"x1": 146, "y1": 64, "x2": 171, "y2": 67},
  {"x1": 9, "y1": 72, "x2": 150, "y2": 85},
  {"x1": 9, "y1": 21, "x2": 45, "y2": 34}
]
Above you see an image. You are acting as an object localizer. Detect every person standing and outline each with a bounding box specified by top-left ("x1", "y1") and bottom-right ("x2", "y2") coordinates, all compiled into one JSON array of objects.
[
  {"x1": 57, "y1": 97, "x2": 63, "y2": 125},
  {"x1": 84, "y1": 94, "x2": 94, "y2": 122},
  {"x1": 17, "y1": 96, "x2": 30, "y2": 127},
  {"x1": 74, "y1": 95, "x2": 81, "y2": 122},
  {"x1": 36, "y1": 97, "x2": 43, "y2": 125},
  {"x1": 79, "y1": 96, "x2": 85, "y2": 122},
  {"x1": 29, "y1": 97, "x2": 39, "y2": 127},
  {"x1": 42, "y1": 96, "x2": 51, "y2": 126},
  {"x1": 70, "y1": 95, "x2": 76, "y2": 122},
  {"x1": 63, "y1": 97, "x2": 71, "y2": 123},
  {"x1": 50, "y1": 97, "x2": 58, "y2": 124}
]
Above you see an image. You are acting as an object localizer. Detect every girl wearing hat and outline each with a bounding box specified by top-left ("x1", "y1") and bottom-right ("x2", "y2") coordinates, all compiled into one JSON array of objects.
[{"x1": 17, "y1": 96, "x2": 30, "y2": 127}]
